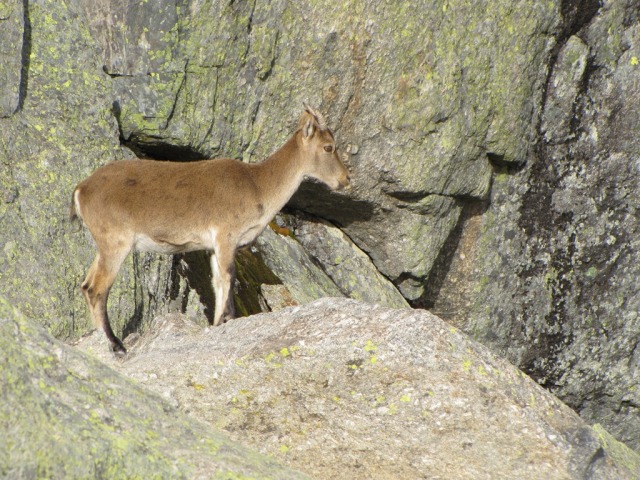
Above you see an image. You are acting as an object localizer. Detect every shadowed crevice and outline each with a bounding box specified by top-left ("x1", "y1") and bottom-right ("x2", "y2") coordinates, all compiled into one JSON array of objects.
[
  {"x1": 414, "y1": 198, "x2": 489, "y2": 316},
  {"x1": 16, "y1": 0, "x2": 31, "y2": 113}
]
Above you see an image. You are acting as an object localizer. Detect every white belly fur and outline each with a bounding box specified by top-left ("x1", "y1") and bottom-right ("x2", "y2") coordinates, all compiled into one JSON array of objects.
[{"x1": 134, "y1": 228, "x2": 217, "y2": 254}]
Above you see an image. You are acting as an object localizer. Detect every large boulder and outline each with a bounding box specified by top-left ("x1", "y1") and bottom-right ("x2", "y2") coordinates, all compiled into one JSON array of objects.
[
  {"x1": 75, "y1": 298, "x2": 640, "y2": 479},
  {"x1": 427, "y1": 0, "x2": 640, "y2": 451},
  {"x1": 0, "y1": 297, "x2": 308, "y2": 479}
]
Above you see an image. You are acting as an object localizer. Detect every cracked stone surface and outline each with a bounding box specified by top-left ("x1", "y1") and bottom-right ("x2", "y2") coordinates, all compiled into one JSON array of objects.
[{"x1": 74, "y1": 298, "x2": 640, "y2": 480}]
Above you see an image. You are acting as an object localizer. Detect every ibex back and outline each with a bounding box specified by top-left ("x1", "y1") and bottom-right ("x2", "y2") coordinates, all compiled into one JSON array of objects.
[{"x1": 71, "y1": 105, "x2": 350, "y2": 355}]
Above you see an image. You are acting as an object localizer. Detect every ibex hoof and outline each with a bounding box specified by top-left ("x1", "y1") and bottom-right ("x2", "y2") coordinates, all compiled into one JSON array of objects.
[{"x1": 110, "y1": 342, "x2": 127, "y2": 358}]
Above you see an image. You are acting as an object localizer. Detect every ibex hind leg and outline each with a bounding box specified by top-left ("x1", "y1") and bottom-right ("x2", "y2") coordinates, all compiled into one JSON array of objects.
[
  {"x1": 91, "y1": 290, "x2": 126, "y2": 357},
  {"x1": 81, "y1": 246, "x2": 130, "y2": 356}
]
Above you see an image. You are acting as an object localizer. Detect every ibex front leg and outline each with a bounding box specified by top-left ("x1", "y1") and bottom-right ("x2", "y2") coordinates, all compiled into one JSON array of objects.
[{"x1": 210, "y1": 241, "x2": 237, "y2": 326}]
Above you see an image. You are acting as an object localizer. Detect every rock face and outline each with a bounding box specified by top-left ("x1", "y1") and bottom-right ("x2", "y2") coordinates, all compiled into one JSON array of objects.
[
  {"x1": 0, "y1": 297, "x2": 309, "y2": 479},
  {"x1": 1, "y1": 0, "x2": 640, "y2": 456},
  {"x1": 75, "y1": 298, "x2": 640, "y2": 480},
  {"x1": 0, "y1": 0, "x2": 24, "y2": 117},
  {"x1": 426, "y1": 0, "x2": 640, "y2": 451}
]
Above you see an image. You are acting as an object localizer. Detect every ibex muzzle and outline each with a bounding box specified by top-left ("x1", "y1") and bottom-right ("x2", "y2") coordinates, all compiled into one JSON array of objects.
[{"x1": 71, "y1": 104, "x2": 350, "y2": 355}]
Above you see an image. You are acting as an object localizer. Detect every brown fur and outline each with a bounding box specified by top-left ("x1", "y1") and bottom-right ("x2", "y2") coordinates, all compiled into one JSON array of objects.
[{"x1": 72, "y1": 105, "x2": 350, "y2": 355}]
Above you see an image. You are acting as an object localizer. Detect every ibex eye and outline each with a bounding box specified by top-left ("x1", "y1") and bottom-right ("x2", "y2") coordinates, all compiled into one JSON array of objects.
[{"x1": 324, "y1": 145, "x2": 334, "y2": 153}]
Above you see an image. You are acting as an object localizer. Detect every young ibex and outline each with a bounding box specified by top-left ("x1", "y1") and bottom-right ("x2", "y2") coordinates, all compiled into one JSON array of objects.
[{"x1": 71, "y1": 104, "x2": 350, "y2": 355}]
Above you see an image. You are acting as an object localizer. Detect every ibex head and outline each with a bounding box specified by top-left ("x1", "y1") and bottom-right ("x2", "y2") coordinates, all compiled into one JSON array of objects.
[{"x1": 298, "y1": 103, "x2": 351, "y2": 191}]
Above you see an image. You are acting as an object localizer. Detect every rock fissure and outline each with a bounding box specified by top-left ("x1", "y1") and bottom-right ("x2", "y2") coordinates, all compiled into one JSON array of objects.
[
  {"x1": 17, "y1": 0, "x2": 30, "y2": 115},
  {"x1": 161, "y1": 58, "x2": 190, "y2": 131}
]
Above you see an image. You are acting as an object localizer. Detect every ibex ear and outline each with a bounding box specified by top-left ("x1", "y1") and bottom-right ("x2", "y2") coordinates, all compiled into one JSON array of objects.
[{"x1": 302, "y1": 118, "x2": 315, "y2": 140}]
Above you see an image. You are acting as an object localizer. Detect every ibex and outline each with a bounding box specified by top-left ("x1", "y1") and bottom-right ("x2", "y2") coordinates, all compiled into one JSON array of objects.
[{"x1": 71, "y1": 104, "x2": 350, "y2": 356}]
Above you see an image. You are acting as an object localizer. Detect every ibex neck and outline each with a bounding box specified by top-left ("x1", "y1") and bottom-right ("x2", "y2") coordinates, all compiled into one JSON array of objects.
[{"x1": 252, "y1": 133, "x2": 305, "y2": 214}]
